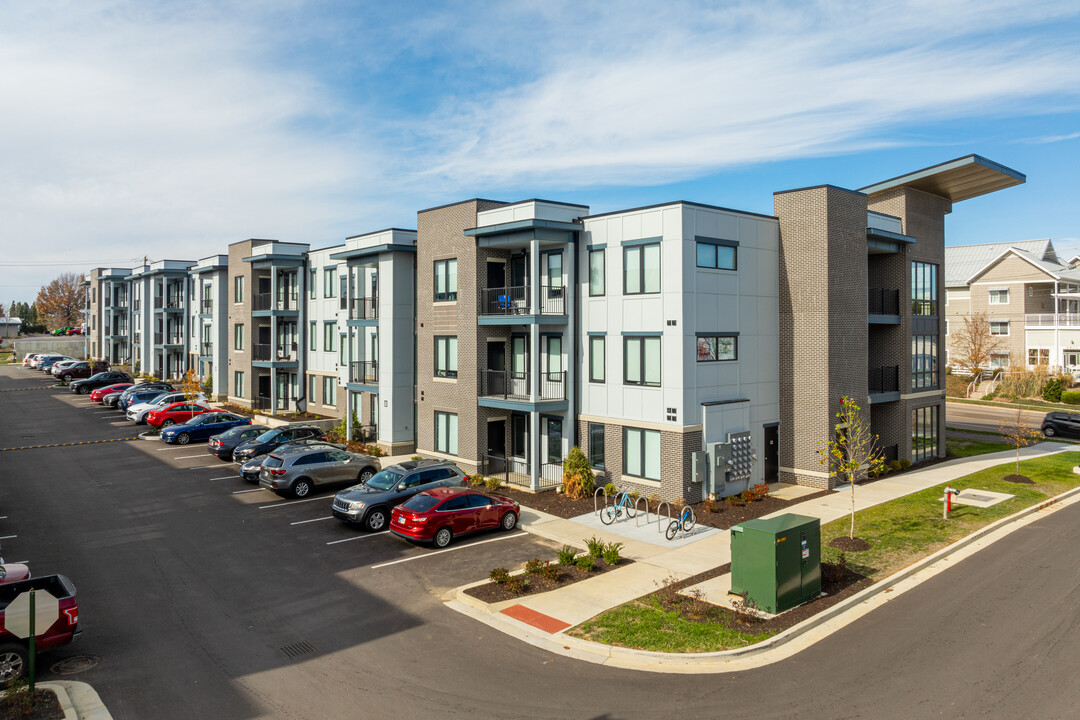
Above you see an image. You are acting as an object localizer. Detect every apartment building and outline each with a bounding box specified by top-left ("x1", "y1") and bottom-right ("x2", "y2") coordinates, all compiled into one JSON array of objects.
[
  {"x1": 124, "y1": 260, "x2": 196, "y2": 378},
  {"x1": 86, "y1": 267, "x2": 132, "y2": 364},
  {"x1": 944, "y1": 239, "x2": 1080, "y2": 372},
  {"x1": 188, "y1": 255, "x2": 229, "y2": 397}
]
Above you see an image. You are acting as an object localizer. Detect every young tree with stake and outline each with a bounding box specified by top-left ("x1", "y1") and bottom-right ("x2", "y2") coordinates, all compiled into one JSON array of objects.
[{"x1": 818, "y1": 396, "x2": 886, "y2": 541}]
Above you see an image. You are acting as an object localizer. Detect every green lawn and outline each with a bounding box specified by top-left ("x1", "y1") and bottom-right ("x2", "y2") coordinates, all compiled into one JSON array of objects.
[
  {"x1": 569, "y1": 451, "x2": 1080, "y2": 652},
  {"x1": 945, "y1": 437, "x2": 1013, "y2": 457}
]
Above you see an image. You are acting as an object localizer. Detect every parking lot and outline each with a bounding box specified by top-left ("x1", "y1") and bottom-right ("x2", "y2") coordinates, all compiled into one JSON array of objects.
[{"x1": 0, "y1": 367, "x2": 568, "y2": 719}]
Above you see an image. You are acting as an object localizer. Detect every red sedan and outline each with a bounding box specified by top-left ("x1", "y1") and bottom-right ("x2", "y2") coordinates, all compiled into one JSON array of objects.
[
  {"x1": 90, "y1": 383, "x2": 133, "y2": 403},
  {"x1": 390, "y1": 487, "x2": 519, "y2": 548},
  {"x1": 146, "y1": 401, "x2": 219, "y2": 428}
]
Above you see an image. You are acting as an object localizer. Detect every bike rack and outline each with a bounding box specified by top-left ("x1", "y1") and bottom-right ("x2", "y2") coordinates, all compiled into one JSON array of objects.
[
  {"x1": 654, "y1": 501, "x2": 672, "y2": 535},
  {"x1": 670, "y1": 506, "x2": 697, "y2": 539},
  {"x1": 634, "y1": 495, "x2": 652, "y2": 527},
  {"x1": 594, "y1": 487, "x2": 609, "y2": 516}
]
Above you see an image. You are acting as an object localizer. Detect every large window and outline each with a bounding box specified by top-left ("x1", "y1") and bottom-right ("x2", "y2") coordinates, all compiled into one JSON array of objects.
[
  {"x1": 912, "y1": 335, "x2": 938, "y2": 390},
  {"x1": 1028, "y1": 348, "x2": 1050, "y2": 366},
  {"x1": 696, "y1": 334, "x2": 737, "y2": 362},
  {"x1": 588, "y1": 423, "x2": 605, "y2": 469},
  {"x1": 589, "y1": 336, "x2": 605, "y2": 383},
  {"x1": 323, "y1": 267, "x2": 336, "y2": 298},
  {"x1": 696, "y1": 239, "x2": 737, "y2": 270},
  {"x1": 988, "y1": 288, "x2": 1010, "y2": 305},
  {"x1": 912, "y1": 406, "x2": 938, "y2": 463},
  {"x1": 624, "y1": 335, "x2": 661, "y2": 386},
  {"x1": 324, "y1": 322, "x2": 337, "y2": 352},
  {"x1": 233, "y1": 276, "x2": 245, "y2": 303},
  {"x1": 435, "y1": 411, "x2": 458, "y2": 455},
  {"x1": 589, "y1": 249, "x2": 605, "y2": 296},
  {"x1": 308, "y1": 374, "x2": 317, "y2": 402},
  {"x1": 546, "y1": 252, "x2": 563, "y2": 293},
  {"x1": 309, "y1": 322, "x2": 317, "y2": 351},
  {"x1": 990, "y1": 320, "x2": 1009, "y2": 336},
  {"x1": 309, "y1": 269, "x2": 316, "y2": 299},
  {"x1": 234, "y1": 371, "x2": 245, "y2": 397},
  {"x1": 624, "y1": 242, "x2": 660, "y2": 295},
  {"x1": 234, "y1": 323, "x2": 244, "y2": 351},
  {"x1": 624, "y1": 427, "x2": 660, "y2": 481},
  {"x1": 322, "y1": 376, "x2": 337, "y2": 406},
  {"x1": 434, "y1": 259, "x2": 458, "y2": 301},
  {"x1": 911, "y1": 262, "x2": 938, "y2": 315},
  {"x1": 435, "y1": 336, "x2": 458, "y2": 378}
]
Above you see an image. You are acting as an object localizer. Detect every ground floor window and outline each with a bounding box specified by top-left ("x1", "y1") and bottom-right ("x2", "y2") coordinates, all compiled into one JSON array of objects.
[
  {"x1": 1028, "y1": 348, "x2": 1050, "y2": 365},
  {"x1": 234, "y1": 371, "x2": 245, "y2": 397},
  {"x1": 435, "y1": 411, "x2": 458, "y2": 455},
  {"x1": 989, "y1": 352, "x2": 1010, "y2": 369},
  {"x1": 624, "y1": 427, "x2": 660, "y2": 481},
  {"x1": 322, "y1": 376, "x2": 336, "y2": 406},
  {"x1": 588, "y1": 423, "x2": 605, "y2": 469},
  {"x1": 911, "y1": 406, "x2": 938, "y2": 463},
  {"x1": 545, "y1": 417, "x2": 562, "y2": 464}
]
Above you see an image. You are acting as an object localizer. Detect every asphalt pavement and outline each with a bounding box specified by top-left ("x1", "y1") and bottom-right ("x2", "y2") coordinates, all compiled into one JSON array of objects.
[{"x1": 4, "y1": 365, "x2": 1080, "y2": 719}]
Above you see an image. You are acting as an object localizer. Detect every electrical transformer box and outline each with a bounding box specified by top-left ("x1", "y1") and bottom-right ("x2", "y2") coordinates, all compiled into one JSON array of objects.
[{"x1": 730, "y1": 513, "x2": 821, "y2": 614}]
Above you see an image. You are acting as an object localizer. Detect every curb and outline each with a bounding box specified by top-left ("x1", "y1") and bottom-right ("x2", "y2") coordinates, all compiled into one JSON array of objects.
[
  {"x1": 39, "y1": 681, "x2": 113, "y2": 720},
  {"x1": 446, "y1": 481, "x2": 1080, "y2": 672}
]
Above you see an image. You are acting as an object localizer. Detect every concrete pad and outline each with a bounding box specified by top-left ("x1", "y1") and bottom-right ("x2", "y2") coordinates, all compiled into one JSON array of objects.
[
  {"x1": 522, "y1": 562, "x2": 682, "y2": 626},
  {"x1": 518, "y1": 506, "x2": 559, "y2": 526},
  {"x1": 949, "y1": 488, "x2": 1014, "y2": 508},
  {"x1": 767, "y1": 483, "x2": 821, "y2": 501},
  {"x1": 566, "y1": 509, "x2": 722, "y2": 549}
]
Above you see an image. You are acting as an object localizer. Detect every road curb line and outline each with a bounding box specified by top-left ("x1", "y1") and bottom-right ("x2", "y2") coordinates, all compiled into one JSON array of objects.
[{"x1": 445, "y1": 480, "x2": 1080, "y2": 673}]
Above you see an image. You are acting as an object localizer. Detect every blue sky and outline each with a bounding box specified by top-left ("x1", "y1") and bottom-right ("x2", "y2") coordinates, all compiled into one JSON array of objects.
[{"x1": 1, "y1": 0, "x2": 1079, "y2": 301}]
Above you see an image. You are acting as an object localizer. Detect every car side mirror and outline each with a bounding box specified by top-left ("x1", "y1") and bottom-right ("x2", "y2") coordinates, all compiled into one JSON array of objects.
[{"x1": 397, "y1": 483, "x2": 407, "y2": 492}]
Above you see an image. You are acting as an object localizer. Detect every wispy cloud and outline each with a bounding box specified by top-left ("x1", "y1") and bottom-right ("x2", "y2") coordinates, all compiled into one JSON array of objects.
[{"x1": 1017, "y1": 131, "x2": 1080, "y2": 144}]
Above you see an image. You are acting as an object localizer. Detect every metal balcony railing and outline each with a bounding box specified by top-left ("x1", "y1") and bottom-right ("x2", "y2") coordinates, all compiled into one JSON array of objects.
[
  {"x1": 154, "y1": 333, "x2": 184, "y2": 345},
  {"x1": 1026, "y1": 313, "x2": 1080, "y2": 328},
  {"x1": 133, "y1": 299, "x2": 141, "y2": 311},
  {"x1": 154, "y1": 297, "x2": 163, "y2": 309},
  {"x1": 201, "y1": 300, "x2": 213, "y2": 314},
  {"x1": 868, "y1": 288, "x2": 900, "y2": 315},
  {"x1": 869, "y1": 365, "x2": 900, "y2": 393},
  {"x1": 200, "y1": 342, "x2": 212, "y2": 356},
  {"x1": 479, "y1": 370, "x2": 565, "y2": 401},
  {"x1": 911, "y1": 299, "x2": 937, "y2": 316},
  {"x1": 349, "y1": 297, "x2": 378, "y2": 320},
  {"x1": 254, "y1": 395, "x2": 272, "y2": 411},
  {"x1": 275, "y1": 291, "x2": 299, "y2": 311},
  {"x1": 478, "y1": 285, "x2": 566, "y2": 316},
  {"x1": 253, "y1": 292, "x2": 272, "y2": 311},
  {"x1": 350, "y1": 361, "x2": 378, "y2": 384},
  {"x1": 253, "y1": 343, "x2": 298, "y2": 362}
]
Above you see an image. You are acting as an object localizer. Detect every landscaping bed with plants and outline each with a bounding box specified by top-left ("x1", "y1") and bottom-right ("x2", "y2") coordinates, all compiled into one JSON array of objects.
[
  {"x1": 465, "y1": 539, "x2": 631, "y2": 604},
  {"x1": 0, "y1": 682, "x2": 64, "y2": 720}
]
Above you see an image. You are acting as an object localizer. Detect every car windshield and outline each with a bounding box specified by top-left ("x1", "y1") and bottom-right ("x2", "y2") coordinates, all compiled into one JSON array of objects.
[
  {"x1": 255, "y1": 429, "x2": 283, "y2": 443},
  {"x1": 218, "y1": 426, "x2": 249, "y2": 439},
  {"x1": 401, "y1": 494, "x2": 440, "y2": 512},
  {"x1": 363, "y1": 469, "x2": 403, "y2": 491},
  {"x1": 87, "y1": 372, "x2": 108, "y2": 381}
]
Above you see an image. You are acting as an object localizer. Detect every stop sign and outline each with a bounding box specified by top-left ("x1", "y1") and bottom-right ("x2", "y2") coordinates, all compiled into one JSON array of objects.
[{"x1": 5, "y1": 590, "x2": 59, "y2": 639}]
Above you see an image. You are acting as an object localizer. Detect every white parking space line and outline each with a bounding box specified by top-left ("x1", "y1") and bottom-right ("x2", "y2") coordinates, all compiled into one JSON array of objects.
[
  {"x1": 208, "y1": 476, "x2": 236, "y2": 481},
  {"x1": 0, "y1": 535, "x2": 17, "y2": 540},
  {"x1": 156, "y1": 447, "x2": 187, "y2": 451},
  {"x1": 232, "y1": 489, "x2": 263, "y2": 494},
  {"x1": 258, "y1": 496, "x2": 328, "y2": 509},
  {"x1": 369, "y1": 532, "x2": 528, "y2": 569},
  {"x1": 173, "y1": 454, "x2": 209, "y2": 460},
  {"x1": 327, "y1": 530, "x2": 386, "y2": 545},
  {"x1": 93, "y1": 411, "x2": 114, "y2": 415},
  {"x1": 291, "y1": 516, "x2": 334, "y2": 526},
  {"x1": 187, "y1": 465, "x2": 226, "y2": 470}
]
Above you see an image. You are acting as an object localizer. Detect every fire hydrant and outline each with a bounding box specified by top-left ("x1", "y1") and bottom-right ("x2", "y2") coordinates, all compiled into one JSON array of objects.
[{"x1": 943, "y1": 486, "x2": 960, "y2": 519}]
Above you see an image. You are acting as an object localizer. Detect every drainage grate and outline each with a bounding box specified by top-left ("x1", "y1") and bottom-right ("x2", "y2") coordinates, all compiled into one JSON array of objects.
[
  {"x1": 280, "y1": 641, "x2": 316, "y2": 658},
  {"x1": 51, "y1": 655, "x2": 101, "y2": 674},
  {"x1": 91, "y1": 481, "x2": 113, "y2": 487}
]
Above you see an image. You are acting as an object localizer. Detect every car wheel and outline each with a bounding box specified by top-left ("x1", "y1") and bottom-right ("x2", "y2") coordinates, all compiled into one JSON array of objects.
[
  {"x1": 365, "y1": 507, "x2": 387, "y2": 531},
  {"x1": 0, "y1": 643, "x2": 27, "y2": 687},
  {"x1": 78, "y1": 386, "x2": 90, "y2": 394},
  {"x1": 359, "y1": 468, "x2": 374, "y2": 483},
  {"x1": 434, "y1": 527, "x2": 453, "y2": 548},
  {"x1": 501, "y1": 511, "x2": 518, "y2": 531},
  {"x1": 177, "y1": 433, "x2": 190, "y2": 445},
  {"x1": 161, "y1": 419, "x2": 175, "y2": 427},
  {"x1": 62, "y1": 374, "x2": 72, "y2": 382},
  {"x1": 292, "y1": 479, "x2": 312, "y2": 498},
  {"x1": 1044, "y1": 426, "x2": 1056, "y2": 437}
]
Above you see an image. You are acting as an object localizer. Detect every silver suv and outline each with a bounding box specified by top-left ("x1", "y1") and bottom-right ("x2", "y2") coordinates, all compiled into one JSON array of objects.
[
  {"x1": 259, "y1": 446, "x2": 381, "y2": 498},
  {"x1": 331, "y1": 459, "x2": 468, "y2": 532}
]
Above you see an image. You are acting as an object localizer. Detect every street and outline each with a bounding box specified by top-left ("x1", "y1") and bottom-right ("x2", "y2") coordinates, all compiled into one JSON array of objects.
[
  {"x1": 946, "y1": 400, "x2": 1044, "y2": 434},
  {"x1": 4, "y1": 366, "x2": 1080, "y2": 719}
]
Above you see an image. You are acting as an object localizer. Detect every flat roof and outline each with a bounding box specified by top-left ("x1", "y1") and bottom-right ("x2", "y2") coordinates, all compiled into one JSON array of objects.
[{"x1": 858, "y1": 154, "x2": 1025, "y2": 203}]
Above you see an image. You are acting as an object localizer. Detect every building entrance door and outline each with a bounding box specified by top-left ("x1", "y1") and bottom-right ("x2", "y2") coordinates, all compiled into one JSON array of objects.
[{"x1": 764, "y1": 425, "x2": 778, "y2": 483}]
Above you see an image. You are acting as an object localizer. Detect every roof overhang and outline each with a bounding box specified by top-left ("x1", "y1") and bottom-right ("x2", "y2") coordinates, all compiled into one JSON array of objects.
[
  {"x1": 859, "y1": 155, "x2": 1025, "y2": 203},
  {"x1": 964, "y1": 247, "x2": 1060, "y2": 285},
  {"x1": 328, "y1": 244, "x2": 417, "y2": 261}
]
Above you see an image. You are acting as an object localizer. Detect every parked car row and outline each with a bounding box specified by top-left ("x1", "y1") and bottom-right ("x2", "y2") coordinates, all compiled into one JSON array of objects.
[{"x1": 21, "y1": 354, "x2": 111, "y2": 383}]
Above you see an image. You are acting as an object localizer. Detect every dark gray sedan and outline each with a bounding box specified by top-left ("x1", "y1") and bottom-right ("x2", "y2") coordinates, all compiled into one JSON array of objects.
[
  {"x1": 331, "y1": 460, "x2": 468, "y2": 532},
  {"x1": 259, "y1": 446, "x2": 381, "y2": 498}
]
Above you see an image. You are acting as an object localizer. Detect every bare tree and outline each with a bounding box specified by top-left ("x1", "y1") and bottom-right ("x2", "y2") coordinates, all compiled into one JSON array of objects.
[
  {"x1": 35, "y1": 272, "x2": 84, "y2": 329},
  {"x1": 998, "y1": 400, "x2": 1042, "y2": 480},
  {"x1": 818, "y1": 396, "x2": 886, "y2": 540},
  {"x1": 950, "y1": 312, "x2": 1007, "y2": 377}
]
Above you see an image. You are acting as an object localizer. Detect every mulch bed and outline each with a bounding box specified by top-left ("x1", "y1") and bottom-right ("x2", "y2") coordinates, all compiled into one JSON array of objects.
[
  {"x1": 647, "y1": 561, "x2": 872, "y2": 636},
  {"x1": 465, "y1": 557, "x2": 632, "y2": 604},
  {"x1": 1002, "y1": 474, "x2": 1034, "y2": 484},
  {"x1": 0, "y1": 689, "x2": 64, "y2": 720},
  {"x1": 828, "y1": 536, "x2": 872, "y2": 551}
]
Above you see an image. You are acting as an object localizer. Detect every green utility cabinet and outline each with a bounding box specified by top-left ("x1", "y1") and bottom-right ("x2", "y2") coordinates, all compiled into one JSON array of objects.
[{"x1": 730, "y1": 513, "x2": 821, "y2": 614}]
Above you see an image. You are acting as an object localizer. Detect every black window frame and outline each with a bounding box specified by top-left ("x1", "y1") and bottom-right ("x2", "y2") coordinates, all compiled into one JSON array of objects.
[
  {"x1": 695, "y1": 237, "x2": 738, "y2": 270},
  {"x1": 695, "y1": 334, "x2": 738, "y2": 362},
  {"x1": 434, "y1": 259, "x2": 458, "y2": 302},
  {"x1": 434, "y1": 336, "x2": 458, "y2": 378},
  {"x1": 589, "y1": 336, "x2": 605, "y2": 383},
  {"x1": 623, "y1": 427, "x2": 660, "y2": 481},
  {"x1": 588, "y1": 423, "x2": 605, "y2": 469},
  {"x1": 623, "y1": 335, "x2": 661, "y2": 387},
  {"x1": 589, "y1": 249, "x2": 605, "y2": 296},
  {"x1": 623, "y1": 242, "x2": 661, "y2": 295}
]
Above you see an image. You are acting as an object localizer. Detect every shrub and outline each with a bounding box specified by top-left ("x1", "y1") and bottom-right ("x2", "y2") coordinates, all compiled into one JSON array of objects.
[
  {"x1": 889, "y1": 460, "x2": 903, "y2": 473},
  {"x1": 410, "y1": 455, "x2": 422, "y2": 461},
  {"x1": 739, "y1": 490, "x2": 753, "y2": 504},
  {"x1": 647, "y1": 493, "x2": 660, "y2": 508},
  {"x1": 704, "y1": 499, "x2": 721, "y2": 513},
  {"x1": 489, "y1": 567, "x2": 510, "y2": 584},
  {"x1": 557, "y1": 545, "x2": 577, "y2": 565},
  {"x1": 601, "y1": 542, "x2": 623, "y2": 565},
  {"x1": 603, "y1": 482, "x2": 617, "y2": 496},
  {"x1": 585, "y1": 536, "x2": 605, "y2": 558},
  {"x1": 504, "y1": 576, "x2": 530, "y2": 594},
  {"x1": 561, "y1": 446, "x2": 595, "y2": 500},
  {"x1": 750, "y1": 483, "x2": 769, "y2": 501},
  {"x1": 726, "y1": 493, "x2": 744, "y2": 508},
  {"x1": 467, "y1": 474, "x2": 486, "y2": 488},
  {"x1": 1062, "y1": 390, "x2": 1080, "y2": 405},
  {"x1": 485, "y1": 476, "x2": 503, "y2": 493},
  {"x1": 945, "y1": 374, "x2": 971, "y2": 398},
  {"x1": 1043, "y1": 377, "x2": 1064, "y2": 402},
  {"x1": 575, "y1": 555, "x2": 595, "y2": 572},
  {"x1": 898, "y1": 458, "x2": 911, "y2": 470},
  {"x1": 821, "y1": 552, "x2": 847, "y2": 583},
  {"x1": 524, "y1": 558, "x2": 558, "y2": 580}
]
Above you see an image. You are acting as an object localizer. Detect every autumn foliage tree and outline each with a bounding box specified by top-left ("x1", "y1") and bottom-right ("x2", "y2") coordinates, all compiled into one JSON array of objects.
[
  {"x1": 35, "y1": 273, "x2": 84, "y2": 330},
  {"x1": 950, "y1": 312, "x2": 1007, "y2": 377},
  {"x1": 818, "y1": 396, "x2": 886, "y2": 541}
]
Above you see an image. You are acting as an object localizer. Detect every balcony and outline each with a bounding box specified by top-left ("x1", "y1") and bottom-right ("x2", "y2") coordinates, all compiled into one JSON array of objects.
[
  {"x1": 479, "y1": 454, "x2": 563, "y2": 490},
  {"x1": 349, "y1": 297, "x2": 378, "y2": 321},
  {"x1": 478, "y1": 285, "x2": 566, "y2": 320},
  {"x1": 1026, "y1": 313, "x2": 1080, "y2": 328},
  {"x1": 479, "y1": 370, "x2": 566, "y2": 402},
  {"x1": 253, "y1": 292, "x2": 299, "y2": 313},
  {"x1": 868, "y1": 365, "x2": 900, "y2": 402},
  {"x1": 868, "y1": 288, "x2": 900, "y2": 316},
  {"x1": 154, "y1": 297, "x2": 184, "y2": 311},
  {"x1": 350, "y1": 361, "x2": 378, "y2": 385},
  {"x1": 133, "y1": 299, "x2": 141, "y2": 312},
  {"x1": 154, "y1": 332, "x2": 184, "y2": 346},
  {"x1": 253, "y1": 343, "x2": 298, "y2": 362},
  {"x1": 200, "y1": 342, "x2": 212, "y2": 357},
  {"x1": 201, "y1": 300, "x2": 213, "y2": 315}
]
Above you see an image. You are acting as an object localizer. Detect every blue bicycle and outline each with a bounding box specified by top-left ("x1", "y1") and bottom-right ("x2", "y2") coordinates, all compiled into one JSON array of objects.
[
  {"x1": 600, "y1": 491, "x2": 637, "y2": 525},
  {"x1": 666, "y1": 506, "x2": 696, "y2": 540}
]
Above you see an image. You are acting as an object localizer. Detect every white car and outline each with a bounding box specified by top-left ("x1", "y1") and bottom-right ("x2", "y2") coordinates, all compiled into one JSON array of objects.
[
  {"x1": 30, "y1": 354, "x2": 61, "y2": 369},
  {"x1": 21, "y1": 353, "x2": 42, "y2": 368},
  {"x1": 127, "y1": 392, "x2": 207, "y2": 424},
  {"x1": 51, "y1": 360, "x2": 81, "y2": 376}
]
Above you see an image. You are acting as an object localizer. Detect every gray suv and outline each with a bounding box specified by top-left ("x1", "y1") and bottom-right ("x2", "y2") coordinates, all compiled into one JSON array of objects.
[
  {"x1": 331, "y1": 460, "x2": 467, "y2": 531},
  {"x1": 259, "y1": 446, "x2": 381, "y2": 498}
]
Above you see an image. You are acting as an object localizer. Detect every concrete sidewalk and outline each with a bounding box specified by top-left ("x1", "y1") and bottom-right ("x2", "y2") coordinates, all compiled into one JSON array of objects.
[{"x1": 449, "y1": 441, "x2": 1080, "y2": 668}]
